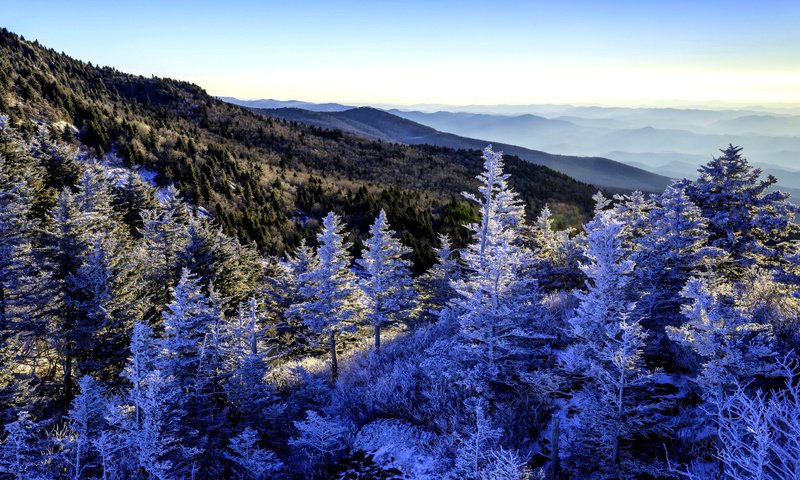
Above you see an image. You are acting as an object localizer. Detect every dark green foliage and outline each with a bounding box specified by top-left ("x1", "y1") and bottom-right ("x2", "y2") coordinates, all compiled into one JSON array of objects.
[{"x1": 0, "y1": 28, "x2": 594, "y2": 270}]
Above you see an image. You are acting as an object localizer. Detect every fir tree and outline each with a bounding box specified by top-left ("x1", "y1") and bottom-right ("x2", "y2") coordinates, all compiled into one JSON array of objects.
[
  {"x1": 357, "y1": 209, "x2": 416, "y2": 351},
  {"x1": 286, "y1": 212, "x2": 362, "y2": 382},
  {"x1": 685, "y1": 145, "x2": 799, "y2": 278},
  {"x1": 560, "y1": 208, "x2": 667, "y2": 476},
  {"x1": 451, "y1": 146, "x2": 547, "y2": 396}
]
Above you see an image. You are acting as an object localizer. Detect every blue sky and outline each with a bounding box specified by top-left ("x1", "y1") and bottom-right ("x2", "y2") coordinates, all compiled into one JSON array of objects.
[{"x1": 2, "y1": 0, "x2": 799, "y2": 106}]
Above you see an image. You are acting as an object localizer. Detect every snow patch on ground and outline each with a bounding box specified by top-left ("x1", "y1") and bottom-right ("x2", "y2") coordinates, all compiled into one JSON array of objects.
[{"x1": 353, "y1": 419, "x2": 442, "y2": 479}]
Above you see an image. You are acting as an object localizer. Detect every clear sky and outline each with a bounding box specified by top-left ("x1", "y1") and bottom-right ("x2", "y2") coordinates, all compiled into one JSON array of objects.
[{"x1": 2, "y1": 0, "x2": 800, "y2": 107}]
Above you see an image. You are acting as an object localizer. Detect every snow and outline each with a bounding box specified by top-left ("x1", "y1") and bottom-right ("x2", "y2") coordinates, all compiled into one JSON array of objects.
[{"x1": 352, "y1": 419, "x2": 442, "y2": 479}]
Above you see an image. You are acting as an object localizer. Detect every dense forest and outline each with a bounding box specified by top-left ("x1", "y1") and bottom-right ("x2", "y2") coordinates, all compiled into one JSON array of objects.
[
  {"x1": 0, "y1": 27, "x2": 597, "y2": 270},
  {"x1": 1, "y1": 27, "x2": 800, "y2": 480}
]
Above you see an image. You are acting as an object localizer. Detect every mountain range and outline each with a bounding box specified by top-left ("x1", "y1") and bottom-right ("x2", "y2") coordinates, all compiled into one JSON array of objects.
[
  {"x1": 0, "y1": 27, "x2": 600, "y2": 268},
  {"x1": 222, "y1": 101, "x2": 672, "y2": 193}
]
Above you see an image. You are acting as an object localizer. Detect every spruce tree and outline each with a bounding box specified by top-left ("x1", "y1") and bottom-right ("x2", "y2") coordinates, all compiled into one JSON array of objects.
[
  {"x1": 286, "y1": 212, "x2": 362, "y2": 382},
  {"x1": 357, "y1": 209, "x2": 416, "y2": 352}
]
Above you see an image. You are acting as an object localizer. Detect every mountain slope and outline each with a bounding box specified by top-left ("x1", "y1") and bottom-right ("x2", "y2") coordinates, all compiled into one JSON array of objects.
[
  {"x1": 0, "y1": 27, "x2": 596, "y2": 268},
  {"x1": 250, "y1": 106, "x2": 673, "y2": 193}
]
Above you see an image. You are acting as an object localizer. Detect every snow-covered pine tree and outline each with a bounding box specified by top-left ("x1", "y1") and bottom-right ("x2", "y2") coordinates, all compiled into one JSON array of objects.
[
  {"x1": 685, "y1": 145, "x2": 799, "y2": 278},
  {"x1": 529, "y1": 205, "x2": 582, "y2": 292},
  {"x1": 138, "y1": 187, "x2": 190, "y2": 316},
  {"x1": 449, "y1": 397, "x2": 502, "y2": 480},
  {"x1": 286, "y1": 212, "x2": 362, "y2": 382},
  {"x1": 418, "y1": 233, "x2": 461, "y2": 316},
  {"x1": 632, "y1": 183, "x2": 721, "y2": 336},
  {"x1": 44, "y1": 188, "x2": 92, "y2": 399},
  {"x1": 223, "y1": 298, "x2": 283, "y2": 429},
  {"x1": 667, "y1": 277, "x2": 777, "y2": 397},
  {"x1": 0, "y1": 156, "x2": 45, "y2": 403},
  {"x1": 357, "y1": 209, "x2": 417, "y2": 351},
  {"x1": 157, "y1": 268, "x2": 221, "y2": 473},
  {"x1": 0, "y1": 410, "x2": 39, "y2": 479},
  {"x1": 559, "y1": 208, "x2": 666, "y2": 476},
  {"x1": 224, "y1": 427, "x2": 283, "y2": 480},
  {"x1": 69, "y1": 233, "x2": 144, "y2": 383},
  {"x1": 450, "y1": 145, "x2": 546, "y2": 396},
  {"x1": 67, "y1": 375, "x2": 107, "y2": 480}
]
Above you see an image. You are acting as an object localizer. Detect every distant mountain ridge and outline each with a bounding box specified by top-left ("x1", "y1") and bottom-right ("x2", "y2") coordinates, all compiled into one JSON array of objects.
[
  {"x1": 0, "y1": 27, "x2": 601, "y2": 267},
  {"x1": 243, "y1": 104, "x2": 673, "y2": 193},
  {"x1": 219, "y1": 97, "x2": 353, "y2": 112}
]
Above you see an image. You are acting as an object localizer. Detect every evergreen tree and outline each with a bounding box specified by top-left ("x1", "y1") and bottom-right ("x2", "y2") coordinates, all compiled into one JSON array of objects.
[
  {"x1": 67, "y1": 375, "x2": 107, "y2": 480},
  {"x1": 286, "y1": 212, "x2": 362, "y2": 382},
  {"x1": 69, "y1": 234, "x2": 143, "y2": 382},
  {"x1": 224, "y1": 428, "x2": 283, "y2": 480},
  {"x1": 418, "y1": 233, "x2": 461, "y2": 316},
  {"x1": 451, "y1": 146, "x2": 547, "y2": 396},
  {"x1": 632, "y1": 184, "x2": 721, "y2": 335},
  {"x1": 560, "y1": 208, "x2": 666, "y2": 476},
  {"x1": 157, "y1": 268, "x2": 221, "y2": 473},
  {"x1": 138, "y1": 187, "x2": 190, "y2": 317},
  {"x1": 685, "y1": 145, "x2": 799, "y2": 277},
  {"x1": 357, "y1": 209, "x2": 417, "y2": 351},
  {"x1": 0, "y1": 157, "x2": 44, "y2": 404},
  {"x1": 529, "y1": 205, "x2": 582, "y2": 292},
  {"x1": 667, "y1": 277, "x2": 778, "y2": 397}
]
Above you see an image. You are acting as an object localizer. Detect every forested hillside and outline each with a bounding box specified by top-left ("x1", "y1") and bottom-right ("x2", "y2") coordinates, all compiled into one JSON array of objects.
[{"x1": 0, "y1": 27, "x2": 597, "y2": 269}]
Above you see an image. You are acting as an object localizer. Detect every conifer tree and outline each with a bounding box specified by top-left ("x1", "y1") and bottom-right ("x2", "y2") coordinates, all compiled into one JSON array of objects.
[
  {"x1": 286, "y1": 212, "x2": 362, "y2": 382},
  {"x1": 632, "y1": 184, "x2": 721, "y2": 334},
  {"x1": 685, "y1": 145, "x2": 799, "y2": 277},
  {"x1": 419, "y1": 233, "x2": 461, "y2": 316},
  {"x1": 560, "y1": 208, "x2": 666, "y2": 476},
  {"x1": 357, "y1": 209, "x2": 416, "y2": 351},
  {"x1": 451, "y1": 146, "x2": 545, "y2": 395}
]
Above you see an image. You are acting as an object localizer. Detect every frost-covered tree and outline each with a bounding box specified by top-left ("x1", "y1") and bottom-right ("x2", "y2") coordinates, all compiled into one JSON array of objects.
[
  {"x1": 633, "y1": 184, "x2": 720, "y2": 334},
  {"x1": 67, "y1": 375, "x2": 107, "y2": 480},
  {"x1": 0, "y1": 157, "x2": 44, "y2": 402},
  {"x1": 711, "y1": 359, "x2": 800, "y2": 480},
  {"x1": 560, "y1": 208, "x2": 666, "y2": 476},
  {"x1": 0, "y1": 411, "x2": 39, "y2": 479},
  {"x1": 122, "y1": 322, "x2": 155, "y2": 429},
  {"x1": 357, "y1": 209, "x2": 416, "y2": 351},
  {"x1": 223, "y1": 298, "x2": 283, "y2": 429},
  {"x1": 138, "y1": 187, "x2": 190, "y2": 314},
  {"x1": 159, "y1": 268, "x2": 218, "y2": 383},
  {"x1": 286, "y1": 212, "x2": 362, "y2": 382},
  {"x1": 667, "y1": 277, "x2": 777, "y2": 397},
  {"x1": 157, "y1": 268, "x2": 224, "y2": 474},
  {"x1": 135, "y1": 370, "x2": 181, "y2": 480},
  {"x1": 449, "y1": 398, "x2": 502, "y2": 480},
  {"x1": 450, "y1": 146, "x2": 546, "y2": 395},
  {"x1": 685, "y1": 145, "x2": 799, "y2": 277},
  {"x1": 224, "y1": 428, "x2": 283, "y2": 480},
  {"x1": 418, "y1": 234, "x2": 461, "y2": 315},
  {"x1": 529, "y1": 205, "x2": 582, "y2": 292},
  {"x1": 44, "y1": 188, "x2": 92, "y2": 399},
  {"x1": 289, "y1": 410, "x2": 351, "y2": 468},
  {"x1": 612, "y1": 190, "x2": 654, "y2": 247},
  {"x1": 69, "y1": 234, "x2": 143, "y2": 382}
]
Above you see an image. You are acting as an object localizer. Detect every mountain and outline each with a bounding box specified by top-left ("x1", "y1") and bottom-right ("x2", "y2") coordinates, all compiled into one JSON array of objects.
[
  {"x1": 247, "y1": 106, "x2": 672, "y2": 193},
  {"x1": 219, "y1": 97, "x2": 353, "y2": 112},
  {"x1": 387, "y1": 107, "x2": 800, "y2": 193},
  {"x1": 0, "y1": 28, "x2": 597, "y2": 268}
]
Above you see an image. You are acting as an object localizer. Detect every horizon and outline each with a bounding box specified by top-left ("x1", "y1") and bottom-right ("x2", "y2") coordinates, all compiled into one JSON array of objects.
[{"x1": 3, "y1": 1, "x2": 800, "y2": 108}]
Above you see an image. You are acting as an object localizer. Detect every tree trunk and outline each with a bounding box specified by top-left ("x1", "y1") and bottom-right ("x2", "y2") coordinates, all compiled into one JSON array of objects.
[
  {"x1": 551, "y1": 414, "x2": 560, "y2": 480},
  {"x1": 64, "y1": 353, "x2": 74, "y2": 399},
  {"x1": 374, "y1": 323, "x2": 381, "y2": 352},
  {"x1": 329, "y1": 330, "x2": 338, "y2": 383}
]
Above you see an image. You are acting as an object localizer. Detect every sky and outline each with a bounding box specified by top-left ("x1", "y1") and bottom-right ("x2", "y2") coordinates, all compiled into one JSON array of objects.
[{"x1": 2, "y1": 0, "x2": 800, "y2": 107}]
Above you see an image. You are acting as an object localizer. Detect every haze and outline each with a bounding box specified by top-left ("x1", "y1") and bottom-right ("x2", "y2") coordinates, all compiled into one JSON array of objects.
[{"x1": 3, "y1": 0, "x2": 800, "y2": 107}]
